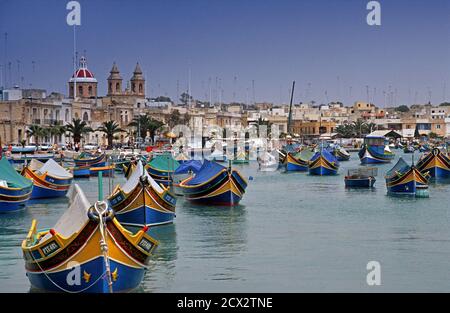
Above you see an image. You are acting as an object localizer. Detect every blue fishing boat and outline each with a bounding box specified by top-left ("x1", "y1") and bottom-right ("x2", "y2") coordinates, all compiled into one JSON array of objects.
[
  {"x1": 359, "y1": 136, "x2": 395, "y2": 164},
  {"x1": 22, "y1": 159, "x2": 73, "y2": 199},
  {"x1": 145, "y1": 153, "x2": 180, "y2": 187},
  {"x1": 73, "y1": 153, "x2": 107, "y2": 178},
  {"x1": 179, "y1": 160, "x2": 247, "y2": 206},
  {"x1": 332, "y1": 146, "x2": 351, "y2": 161},
  {"x1": 416, "y1": 148, "x2": 450, "y2": 179},
  {"x1": 285, "y1": 149, "x2": 314, "y2": 172},
  {"x1": 0, "y1": 155, "x2": 33, "y2": 213},
  {"x1": 344, "y1": 167, "x2": 377, "y2": 188},
  {"x1": 109, "y1": 161, "x2": 176, "y2": 228},
  {"x1": 172, "y1": 160, "x2": 203, "y2": 195},
  {"x1": 308, "y1": 148, "x2": 339, "y2": 176},
  {"x1": 22, "y1": 184, "x2": 159, "y2": 293},
  {"x1": 385, "y1": 157, "x2": 429, "y2": 197}
]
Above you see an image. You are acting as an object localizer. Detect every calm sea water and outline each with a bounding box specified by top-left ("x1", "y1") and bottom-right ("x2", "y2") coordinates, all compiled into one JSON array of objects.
[{"x1": 1, "y1": 151, "x2": 450, "y2": 292}]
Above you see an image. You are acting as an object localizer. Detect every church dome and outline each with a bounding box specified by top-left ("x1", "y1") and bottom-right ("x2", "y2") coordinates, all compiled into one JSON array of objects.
[{"x1": 70, "y1": 56, "x2": 98, "y2": 83}]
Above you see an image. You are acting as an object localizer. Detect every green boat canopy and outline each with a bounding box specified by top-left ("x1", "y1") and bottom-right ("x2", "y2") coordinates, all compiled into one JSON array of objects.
[
  {"x1": 0, "y1": 156, "x2": 33, "y2": 188},
  {"x1": 294, "y1": 149, "x2": 315, "y2": 162},
  {"x1": 148, "y1": 153, "x2": 180, "y2": 172}
]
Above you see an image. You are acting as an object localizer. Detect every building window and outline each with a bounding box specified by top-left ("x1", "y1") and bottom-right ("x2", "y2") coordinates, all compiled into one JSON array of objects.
[
  {"x1": 109, "y1": 83, "x2": 112, "y2": 93},
  {"x1": 65, "y1": 109, "x2": 70, "y2": 121},
  {"x1": 116, "y1": 82, "x2": 120, "y2": 92},
  {"x1": 78, "y1": 85, "x2": 83, "y2": 96},
  {"x1": 83, "y1": 112, "x2": 89, "y2": 121},
  {"x1": 88, "y1": 86, "x2": 93, "y2": 96},
  {"x1": 132, "y1": 83, "x2": 136, "y2": 93},
  {"x1": 437, "y1": 125, "x2": 441, "y2": 129},
  {"x1": 139, "y1": 83, "x2": 143, "y2": 93}
]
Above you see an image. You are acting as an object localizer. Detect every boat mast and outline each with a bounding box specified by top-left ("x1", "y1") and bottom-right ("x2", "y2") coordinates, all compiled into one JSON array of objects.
[{"x1": 287, "y1": 81, "x2": 295, "y2": 135}]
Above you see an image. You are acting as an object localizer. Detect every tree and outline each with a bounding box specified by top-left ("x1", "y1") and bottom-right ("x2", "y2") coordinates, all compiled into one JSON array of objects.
[
  {"x1": 154, "y1": 96, "x2": 172, "y2": 102},
  {"x1": 26, "y1": 125, "x2": 44, "y2": 145},
  {"x1": 65, "y1": 118, "x2": 93, "y2": 144},
  {"x1": 128, "y1": 114, "x2": 164, "y2": 144},
  {"x1": 394, "y1": 105, "x2": 410, "y2": 112},
  {"x1": 352, "y1": 119, "x2": 367, "y2": 138},
  {"x1": 429, "y1": 132, "x2": 438, "y2": 139},
  {"x1": 49, "y1": 123, "x2": 66, "y2": 144},
  {"x1": 335, "y1": 123, "x2": 354, "y2": 138},
  {"x1": 96, "y1": 121, "x2": 124, "y2": 148},
  {"x1": 180, "y1": 92, "x2": 193, "y2": 106},
  {"x1": 439, "y1": 102, "x2": 450, "y2": 107},
  {"x1": 364, "y1": 122, "x2": 377, "y2": 134},
  {"x1": 167, "y1": 109, "x2": 182, "y2": 128}
]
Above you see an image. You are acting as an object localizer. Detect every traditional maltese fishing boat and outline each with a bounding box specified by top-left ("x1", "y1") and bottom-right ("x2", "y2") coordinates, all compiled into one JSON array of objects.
[
  {"x1": 172, "y1": 160, "x2": 203, "y2": 195},
  {"x1": 0, "y1": 156, "x2": 33, "y2": 213},
  {"x1": 285, "y1": 149, "x2": 314, "y2": 172},
  {"x1": 358, "y1": 136, "x2": 395, "y2": 164},
  {"x1": 416, "y1": 148, "x2": 450, "y2": 179},
  {"x1": 332, "y1": 146, "x2": 350, "y2": 161},
  {"x1": 145, "y1": 153, "x2": 180, "y2": 187},
  {"x1": 22, "y1": 159, "x2": 73, "y2": 199},
  {"x1": 109, "y1": 161, "x2": 177, "y2": 227},
  {"x1": 179, "y1": 160, "x2": 248, "y2": 206},
  {"x1": 385, "y1": 158, "x2": 429, "y2": 197},
  {"x1": 308, "y1": 148, "x2": 339, "y2": 176},
  {"x1": 22, "y1": 184, "x2": 159, "y2": 293},
  {"x1": 73, "y1": 153, "x2": 107, "y2": 178}
]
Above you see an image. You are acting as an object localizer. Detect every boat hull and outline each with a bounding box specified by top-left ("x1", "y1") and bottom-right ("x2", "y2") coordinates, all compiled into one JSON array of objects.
[
  {"x1": 345, "y1": 177, "x2": 376, "y2": 188},
  {"x1": 386, "y1": 167, "x2": 428, "y2": 197},
  {"x1": 181, "y1": 169, "x2": 247, "y2": 206},
  {"x1": 416, "y1": 149, "x2": 450, "y2": 180},
  {"x1": 109, "y1": 178, "x2": 177, "y2": 228},
  {"x1": 0, "y1": 186, "x2": 32, "y2": 213},
  {"x1": 27, "y1": 256, "x2": 145, "y2": 293},
  {"x1": 308, "y1": 154, "x2": 339, "y2": 176},
  {"x1": 359, "y1": 146, "x2": 394, "y2": 164},
  {"x1": 22, "y1": 167, "x2": 72, "y2": 199},
  {"x1": 23, "y1": 217, "x2": 158, "y2": 293},
  {"x1": 285, "y1": 153, "x2": 308, "y2": 172}
]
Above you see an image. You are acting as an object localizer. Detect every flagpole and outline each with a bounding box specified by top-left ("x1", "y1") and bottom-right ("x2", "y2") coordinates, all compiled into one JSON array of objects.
[{"x1": 73, "y1": 24, "x2": 76, "y2": 99}]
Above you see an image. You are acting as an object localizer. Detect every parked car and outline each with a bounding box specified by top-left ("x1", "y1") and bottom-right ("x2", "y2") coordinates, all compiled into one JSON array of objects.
[{"x1": 84, "y1": 143, "x2": 99, "y2": 150}]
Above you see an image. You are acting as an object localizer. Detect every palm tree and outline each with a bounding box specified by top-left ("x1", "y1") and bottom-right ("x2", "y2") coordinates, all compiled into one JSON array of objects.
[
  {"x1": 128, "y1": 114, "x2": 164, "y2": 144},
  {"x1": 352, "y1": 119, "x2": 367, "y2": 138},
  {"x1": 65, "y1": 118, "x2": 93, "y2": 144},
  {"x1": 49, "y1": 123, "x2": 66, "y2": 144},
  {"x1": 26, "y1": 124, "x2": 44, "y2": 145},
  {"x1": 96, "y1": 121, "x2": 124, "y2": 148},
  {"x1": 335, "y1": 124, "x2": 354, "y2": 138}
]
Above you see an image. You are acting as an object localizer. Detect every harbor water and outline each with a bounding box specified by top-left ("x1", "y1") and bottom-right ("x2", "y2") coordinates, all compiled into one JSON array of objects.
[{"x1": 1, "y1": 151, "x2": 450, "y2": 292}]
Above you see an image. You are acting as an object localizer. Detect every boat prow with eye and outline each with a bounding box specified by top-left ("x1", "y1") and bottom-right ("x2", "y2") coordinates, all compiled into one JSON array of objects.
[
  {"x1": 385, "y1": 157, "x2": 429, "y2": 197},
  {"x1": 22, "y1": 184, "x2": 158, "y2": 293},
  {"x1": 308, "y1": 148, "x2": 339, "y2": 176},
  {"x1": 416, "y1": 148, "x2": 450, "y2": 180},
  {"x1": 179, "y1": 160, "x2": 247, "y2": 206},
  {"x1": 109, "y1": 161, "x2": 177, "y2": 228}
]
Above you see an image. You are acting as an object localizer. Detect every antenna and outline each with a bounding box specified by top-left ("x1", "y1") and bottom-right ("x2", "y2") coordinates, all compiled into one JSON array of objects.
[
  {"x1": 287, "y1": 81, "x2": 295, "y2": 135},
  {"x1": 4, "y1": 32, "x2": 7, "y2": 88}
]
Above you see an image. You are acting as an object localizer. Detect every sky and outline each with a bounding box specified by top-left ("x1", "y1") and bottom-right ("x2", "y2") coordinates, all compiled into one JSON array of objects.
[{"x1": 0, "y1": 0, "x2": 449, "y2": 106}]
